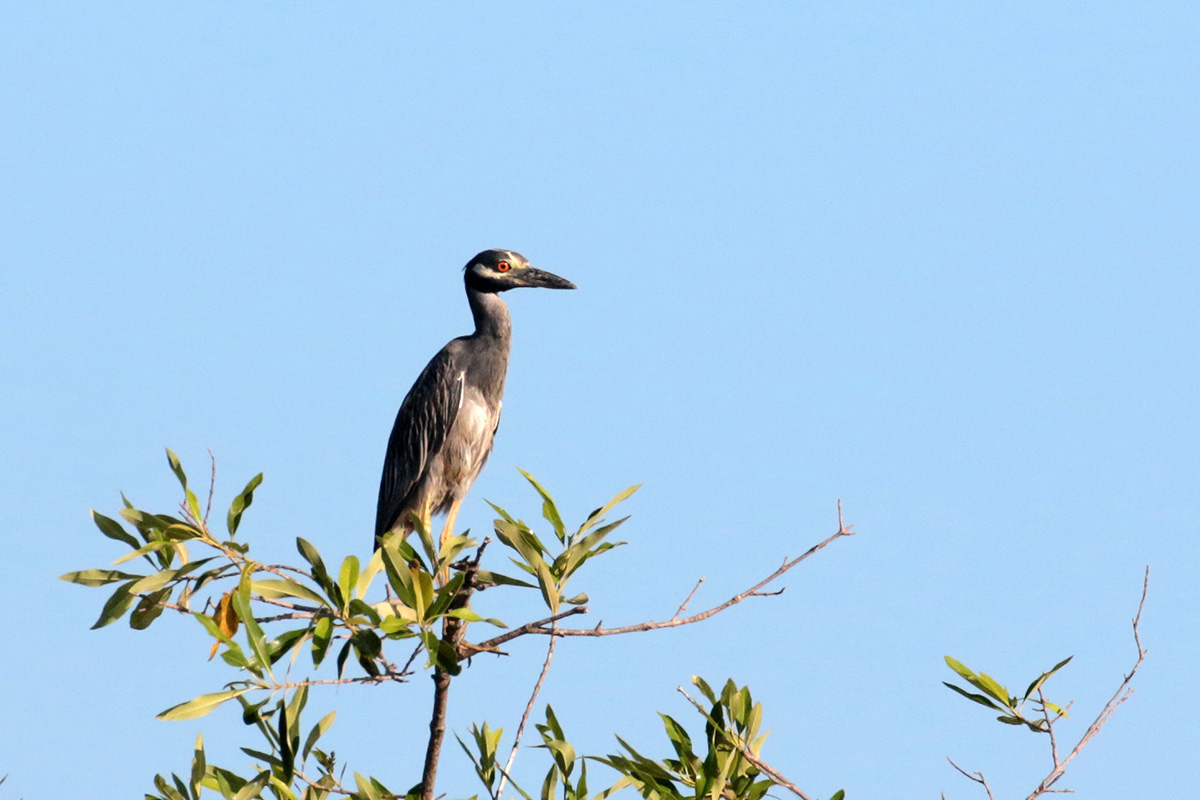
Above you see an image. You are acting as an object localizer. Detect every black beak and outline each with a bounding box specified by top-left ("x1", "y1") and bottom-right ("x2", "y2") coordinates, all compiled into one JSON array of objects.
[{"x1": 522, "y1": 267, "x2": 576, "y2": 290}]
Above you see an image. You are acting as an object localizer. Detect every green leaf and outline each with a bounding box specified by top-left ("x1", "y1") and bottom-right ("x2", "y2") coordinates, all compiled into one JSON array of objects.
[
  {"x1": 91, "y1": 510, "x2": 140, "y2": 548},
  {"x1": 111, "y1": 539, "x2": 175, "y2": 566},
  {"x1": 356, "y1": 549, "x2": 386, "y2": 599},
  {"x1": 419, "y1": 629, "x2": 461, "y2": 676},
  {"x1": 158, "y1": 688, "x2": 252, "y2": 721},
  {"x1": 352, "y1": 773, "x2": 384, "y2": 800},
  {"x1": 380, "y1": 539, "x2": 418, "y2": 609},
  {"x1": 230, "y1": 770, "x2": 270, "y2": 800},
  {"x1": 534, "y1": 557, "x2": 560, "y2": 614},
  {"x1": 475, "y1": 569, "x2": 536, "y2": 590},
  {"x1": 1023, "y1": 656, "x2": 1074, "y2": 701},
  {"x1": 996, "y1": 715, "x2": 1024, "y2": 725},
  {"x1": 91, "y1": 580, "x2": 138, "y2": 629},
  {"x1": 944, "y1": 656, "x2": 976, "y2": 682},
  {"x1": 829, "y1": 792, "x2": 846, "y2": 800},
  {"x1": 166, "y1": 449, "x2": 204, "y2": 524},
  {"x1": 130, "y1": 587, "x2": 172, "y2": 630},
  {"x1": 486, "y1": 500, "x2": 518, "y2": 525},
  {"x1": 129, "y1": 568, "x2": 179, "y2": 595},
  {"x1": 414, "y1": 568, "x2": 435, "y2": 620},
  {"x1": 577, "y1": 484, "x2": 641, "y2": 537},
  {"x1": 1045, "y1": 701, "x2": 1069, "y2": 718},
  {"x1": 338, "y1": 555, "x2": 360, "y2": 604},
  {"x1": 312, "y1": 616, "x2": 333, "y2": 667},
  {"x1": 296, "y1": 538, "x2": 337, "y2": 602},
  {"x1": 976, "y1": 672, "x2": 1011, "y2": 706},
  {"x1": 303, "y1": 711, "x2": 336, "y2": 760},
  {"x1": 227, "y1": 473, "x2": 264, "y2": 536},
  {"x1": 445, "y1": 608, "x2": 507, "y2": 627},
  {"x1": 692, "y1": 675, "x2": 718, "y2": 705},
  {"x1": 166, "y1": 448, "x2": 189, "y2": 490},
  {"x1": 233, "y1": 580, "x2": 271, "y2": 678},
  {"x1": 942, "y1": 682, "x2": 1002, "y2": 711},
  {"x1": 190, "y1": 732, "x2": 206, "y2": 797},
  {"x1": 250, "y1": 578, "x2": 325, "y2": 606},
  {"x1": 60, "y1": 568, "x2": 139, "y2": 587},
  {"x1": 518, "y1": 468, "x2": 566, "y2": 542}
]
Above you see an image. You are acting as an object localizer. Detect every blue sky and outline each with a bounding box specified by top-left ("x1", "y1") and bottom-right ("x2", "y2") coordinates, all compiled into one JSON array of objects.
[{"x1": 2, "y1": 3, "x2": 1197, "y2": 798}]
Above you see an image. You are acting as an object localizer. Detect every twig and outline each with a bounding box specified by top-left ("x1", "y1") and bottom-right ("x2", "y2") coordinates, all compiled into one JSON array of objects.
[
  {"x1": 1024, "y1": 567, "x2": 1149, "y2": 800},
  {"x1": 204, "y1": 448, "x2": 217, "y2": 527},
  {"x1": 672, "y1": 577, "x2": 705, "y2": 621},
  {"x1": 677, "y1": 688, "x2": 814, "y2": 800},
  {"x1": 254, "y1": 611, "x2": 318, "y2": 623},
  {"x1": 399, "y1": 642, "x2": 425, "y2": 677},
  {"x1": 264, "y1": 674, "x2": 407, "y2": 690},
  {"x1": 496, "y1": 621, "x2": 559, "y2": 799},
  {"x1": 947, "y1": 757, "x2": 996, "y2": 800},
  {"x1": 1038, "y1": 688, "x2": 1060, "y2": 767},
  {"x1": 251, "y1": 595, "x2": 320, "y2": 612},
  {"x1": 512, "y1": 516, "x2": 855, "y2": 639},
  {"x1": 465, "y1": 606, "x2": 589, "y2": 656},
  {"x1": 294, "y1": 768, "x2": 353, "y2": 797}
]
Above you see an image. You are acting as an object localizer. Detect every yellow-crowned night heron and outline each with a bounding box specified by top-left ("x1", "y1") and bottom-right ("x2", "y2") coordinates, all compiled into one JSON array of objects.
[{"x1": 375, "y1": 249, "x2": 576, "y2": 556}]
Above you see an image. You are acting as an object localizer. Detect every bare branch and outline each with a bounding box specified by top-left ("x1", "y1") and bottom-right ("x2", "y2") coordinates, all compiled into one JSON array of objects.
[
  {"x1": 254, "y1": 611, "x2": 317, "y2": 623},
  {"x1": 204, "y1": 448, "x2": 217, "y2": 528},
  {"x1": 495, "y1": 621, "x2": 559, "y2": 799},
  {"x1": 465, "y1": 606, "x2": 589, "y2": 656},
  {"x1": 677, "y1": 688, "x2": 814, "y2": 800},
  {"x1": 1024, "y1": 567, "x2": 1150, "y2": 800},
  {"x1": 264, "y1": 673, "x2": 408, "y2": 690},
  {"x1": 947, "y1": 757, "x2": 996, "y2": 800},
  {"x1": 518, "y1": 519, "x2": 854, "y2": 639},
  {"x1": 1038, "y1": 689, "x2": 1060, "y2": 767},
  {"x1": 672, "y1": 577, "x2": 705, "y2": 621},
  {"x1": 252, "y1": 595, "x2": 321, "y2": 614}
]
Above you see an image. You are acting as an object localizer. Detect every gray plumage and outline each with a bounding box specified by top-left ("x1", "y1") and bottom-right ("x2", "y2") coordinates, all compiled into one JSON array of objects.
[{"x1": 375, "y1": 249, "x2": 575, "y2": 549}]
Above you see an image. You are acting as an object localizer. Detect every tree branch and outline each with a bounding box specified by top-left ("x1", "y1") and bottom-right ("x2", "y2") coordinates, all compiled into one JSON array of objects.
[
  {"x1": 947, "y1": 757, "x2": 996, "y2": 800},
  {"x1": 495, "y1": 621, "x2": 559, "y2": 799},
  {"x1": 672, "y1": 577, "x2": 705, "y2": 621},
  {"x1": 504, "y1": 510, "x2": 855, "y2": 640},
  {"x1": 1024, "y1": 567, "x2": 1149, "y2": 800},
  {"x1": 464, "y1": 606, "x2": 589, "y2": 656},
  {"x1": 419, "y1": 538, "x2": 490, "y2": 800}
]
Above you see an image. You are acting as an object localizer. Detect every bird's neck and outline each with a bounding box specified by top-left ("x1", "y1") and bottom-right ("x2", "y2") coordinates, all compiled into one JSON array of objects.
[{"x1": 467, "y1": 286, "x2": 512, "y2": 341}]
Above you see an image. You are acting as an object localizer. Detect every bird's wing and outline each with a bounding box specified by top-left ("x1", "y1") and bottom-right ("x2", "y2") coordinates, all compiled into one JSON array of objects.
[{"x1": 375, "y1": 345, "x2": 465, "y2": 543}]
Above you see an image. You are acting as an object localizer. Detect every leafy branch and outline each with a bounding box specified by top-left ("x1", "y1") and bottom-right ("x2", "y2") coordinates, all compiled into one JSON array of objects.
[{"x1": 943, "y1": 567, "x2": 1150, "y2": 800}]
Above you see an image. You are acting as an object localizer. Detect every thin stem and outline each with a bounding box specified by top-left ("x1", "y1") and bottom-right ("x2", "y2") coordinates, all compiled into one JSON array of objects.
[
  {"x1": 504, "y1": 519, "x2": 855, "y2": 640},
  {"x1": 947, "y1": 757, "x2": 996, "y2": 800},
  {"x1": 465, "y1": 606, "x2": 588, "y2": 656},
  {"x1": 204, "y1": 448, "x2": 217, "y2": 528},
  {"x1": 1038, "y1": 688, "x2": 1060, "y2": 767},
  {"x1": 672, "y1": 577, "x2": 705, "y2": 621},
  {"x1": 496, "y1": 622, "x2": 559, "y2": 799}
]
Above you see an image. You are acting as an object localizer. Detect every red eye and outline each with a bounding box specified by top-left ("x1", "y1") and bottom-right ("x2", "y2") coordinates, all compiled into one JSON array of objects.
[{"x1": 497, "y1": 261, "x2": 511, "y2": 272}]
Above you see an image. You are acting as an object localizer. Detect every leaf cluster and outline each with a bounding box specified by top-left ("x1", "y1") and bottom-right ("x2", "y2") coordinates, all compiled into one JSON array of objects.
[
  {"x1": 943, "y1": 655, "x2": 1073, "y2": 733},
  {"x1": 458, "y1": 678, "x2": 832, "y2": 800},
  {"x1": 65, "y1": 451, "x2": 639, "y2": 800}
]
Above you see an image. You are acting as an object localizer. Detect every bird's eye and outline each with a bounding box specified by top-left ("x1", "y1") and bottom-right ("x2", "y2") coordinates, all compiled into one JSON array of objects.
[{"x1": 496, "y1": 261, "x2": 511, "y2": 272}]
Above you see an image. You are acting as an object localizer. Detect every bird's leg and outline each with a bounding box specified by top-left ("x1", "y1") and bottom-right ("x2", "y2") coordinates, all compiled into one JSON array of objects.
[{"x1": 437, "y1": 499, "x2": 462, "y2": 585}]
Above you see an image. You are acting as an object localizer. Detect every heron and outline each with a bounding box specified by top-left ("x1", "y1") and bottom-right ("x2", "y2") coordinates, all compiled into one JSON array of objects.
[{"x1": 374, "y1": 249, "x2": 576, "y2": 566}]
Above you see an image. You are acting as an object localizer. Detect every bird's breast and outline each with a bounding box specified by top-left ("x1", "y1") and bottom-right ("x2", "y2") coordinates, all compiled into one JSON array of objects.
[{"x1": 437, "y1": 388, "x2": 500, "y2": 496}]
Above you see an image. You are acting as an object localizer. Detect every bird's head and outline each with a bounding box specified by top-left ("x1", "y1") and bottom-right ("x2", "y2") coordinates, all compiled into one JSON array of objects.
[{"x1": 464, "y1": 249, "x2": 577, "y2": 293}]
